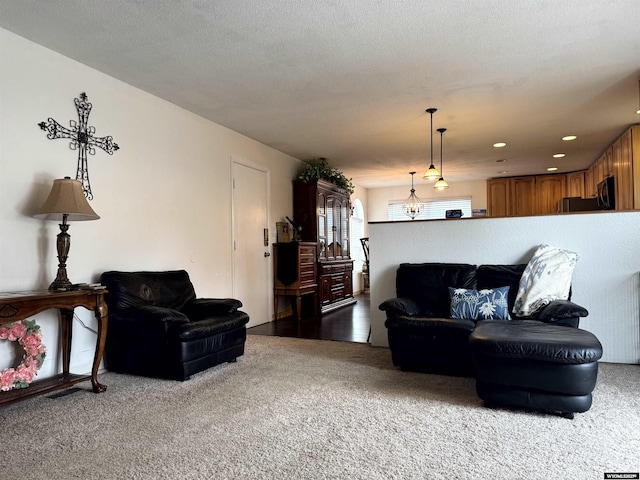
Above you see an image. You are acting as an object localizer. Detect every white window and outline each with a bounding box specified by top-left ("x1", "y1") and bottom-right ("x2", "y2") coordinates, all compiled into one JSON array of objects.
[
  {"x1": 350, "y1": 199, "x2": 365, "y2": 273},
  {"x1": 388, "y1": 197, "x2": 472, "y2": 221}
]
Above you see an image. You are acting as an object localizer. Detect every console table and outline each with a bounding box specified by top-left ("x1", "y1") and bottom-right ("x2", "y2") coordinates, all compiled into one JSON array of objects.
[{"x1": 0, "y1": 289, "x2": 108, "y2": 407}]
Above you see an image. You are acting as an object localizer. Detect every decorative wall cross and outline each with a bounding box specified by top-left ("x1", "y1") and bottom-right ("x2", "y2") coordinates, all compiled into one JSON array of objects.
[{"x1": 38, "y1": 92, "x2": 119, "y2": 200}]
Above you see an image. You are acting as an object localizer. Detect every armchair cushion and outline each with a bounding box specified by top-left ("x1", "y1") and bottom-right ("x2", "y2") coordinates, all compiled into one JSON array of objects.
[
  {"x1": 176, "y1": 313, "x2": 249, "y2": 340},
  {"x1": 102, "y1": 270, "x2": 196, "y2": 311},
  {"x1": 112, "y1": 305, "x2": 190, "y2": 325}
]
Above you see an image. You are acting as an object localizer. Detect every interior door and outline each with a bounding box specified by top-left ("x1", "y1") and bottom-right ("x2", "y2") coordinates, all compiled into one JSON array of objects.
[{"x1": 232, "y1": 159, "x2": 270, "y2": 328}]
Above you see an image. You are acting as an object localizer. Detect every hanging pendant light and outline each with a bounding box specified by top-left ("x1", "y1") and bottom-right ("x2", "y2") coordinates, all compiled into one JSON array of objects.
[
  {"x1": 402, "y1": 172, "x2": 423, "y2": 219},
  {"x1": 423, "y1": 108, "x2": 440, "y2": 180},
  {"x1": 434, "y1": 127, "x2": 449, "y2": 190}
]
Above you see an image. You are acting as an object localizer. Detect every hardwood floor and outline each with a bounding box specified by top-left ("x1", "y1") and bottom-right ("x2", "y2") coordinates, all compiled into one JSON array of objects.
[{"x1": 247, "y1": 293, "x2": 371, "y2": 343}]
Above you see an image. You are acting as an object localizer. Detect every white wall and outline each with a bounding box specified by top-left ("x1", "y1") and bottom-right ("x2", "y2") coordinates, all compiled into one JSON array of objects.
[
  {"x1": 350, "y1": 183, "x2": 369, "y2": 293},
  {"x1": 369, "y1": 212, "x2": 640, "y2": 364},
  {"x1": 0, "y1": 29, "x2": 301, "y2": 378},
  {"x1": 368, "y1": 179, "x2": 487, "y2": 222}
]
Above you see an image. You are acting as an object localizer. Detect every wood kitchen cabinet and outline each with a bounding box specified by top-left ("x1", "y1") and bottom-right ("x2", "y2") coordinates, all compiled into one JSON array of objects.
[
  {"x1": 486, "y1": 178, "x2": 508, "y2": 217},
  {"x1": 613, "y1": 127, "x2": 635, "y2": 210},
  {"x1": 293, "y1": 178, "x2": 356, "y2": 314},
  {"x1": 510, "y1": 176, "x2": 536, "y2": 216},
  {"x1": 536, "y1": 174, "x2": 566, "y2": 214},
  {"x1": 486, "y1": 178, "x2": 510, "y2": 217},
  {"x1": 566, "y1": 171, "x2": 585, "y2": 198},
  {"x1": 488, "y1": 174, "x2": 565, "y2": 216},
  {"x1": 587, "y1": 125, "x2": 638, "y2": 209},
  {"x1": 486, "y1": 176, "x2": 536, "y2": 217}
]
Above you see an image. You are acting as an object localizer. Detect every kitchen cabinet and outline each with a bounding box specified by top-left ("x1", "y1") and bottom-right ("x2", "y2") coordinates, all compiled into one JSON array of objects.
[
  {"x1": 566, "y1": 171, "x2": 585, "y2": 198},
  {"x1": 510, "y1": 176, "x2": 536, "y2": 216},
  {"x1": 536, "y1": 174, "x2": 566, "y2": 214},
  {"x1": 613, "y1": 127, "x2": 634, "y2": 210},
  {"x1": 486, "y1": 178, "x2": 510, "y2": 217},
  {"x1": 293, "y1": 178, "x2": 356, "y2": 314},
  {"x1": 486, "y1": 176, "x2": 539, "y2": 217},
  {"x1": 589, "y1": 125, "x2": 638, "y2": 209},
  {"x1": 487, "y1": 178, "x2": 510, "y2": 217}
]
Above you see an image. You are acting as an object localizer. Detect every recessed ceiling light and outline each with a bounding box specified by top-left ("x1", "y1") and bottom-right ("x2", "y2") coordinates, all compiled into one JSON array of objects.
[
  {"x1": 553, "y1": 153, "x2": 565, "y2": 158},
  {"x1": 636, "y1": 109, "x2": 640, "y2": 114},
  {"x1": 495, "y1": 159, "x2": 507, "y2": 163},
  {"x1": 547, "y1": 167, "x2": 558, "y2": 171},
  {"x1": 562, "y1": 135, "x2": 577, "y2": 141},
  {"x1": 498, "y1": 171, "x2": 508, "y2": 174},
  {"x1": 493, "y1": 142, "x2": 507, "y2": 148}
]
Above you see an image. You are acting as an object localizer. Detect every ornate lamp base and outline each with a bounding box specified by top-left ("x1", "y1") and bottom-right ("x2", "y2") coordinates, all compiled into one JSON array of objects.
[{"x1": 49, "y1": 219, "x2": 73, "y2": 291}]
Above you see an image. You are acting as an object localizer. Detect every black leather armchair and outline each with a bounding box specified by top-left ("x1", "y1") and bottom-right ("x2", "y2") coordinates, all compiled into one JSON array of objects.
[{"x1": 101, "y1": 270, "x2": 249, "y2": 381}]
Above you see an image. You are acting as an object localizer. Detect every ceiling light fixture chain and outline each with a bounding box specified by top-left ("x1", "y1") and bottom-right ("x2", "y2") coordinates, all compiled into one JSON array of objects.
[{"x1": 423, "y1": 108, "x2": 440, "y2": 180}]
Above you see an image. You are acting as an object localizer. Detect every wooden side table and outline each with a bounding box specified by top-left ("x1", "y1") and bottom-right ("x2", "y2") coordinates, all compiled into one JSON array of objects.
[
  {"x1": 273, "y1": 242, "x2": 318, "y2": 320},
  {"x1": 0, "y1": 289, "x2": 108, "y2": 407}
]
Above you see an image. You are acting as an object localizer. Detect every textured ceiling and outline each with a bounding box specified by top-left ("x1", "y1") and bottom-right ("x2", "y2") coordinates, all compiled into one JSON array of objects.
[{"x1": 1, "y1": 0, "x2": 639, "y2": 188}]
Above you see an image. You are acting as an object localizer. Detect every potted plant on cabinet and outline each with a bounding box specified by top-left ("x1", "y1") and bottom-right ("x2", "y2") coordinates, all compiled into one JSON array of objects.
[{"x1": 297, "y1": 157, "x2": 355, "y2": 195}]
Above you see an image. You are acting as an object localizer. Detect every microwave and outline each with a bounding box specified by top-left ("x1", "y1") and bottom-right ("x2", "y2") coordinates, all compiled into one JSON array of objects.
[{"x1": 597, "y1": 176, "x2": 615, "y2": 210}]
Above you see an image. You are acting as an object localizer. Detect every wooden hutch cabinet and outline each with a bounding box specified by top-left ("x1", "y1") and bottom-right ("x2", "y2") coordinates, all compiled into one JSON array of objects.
[{"x1": 293, "y1": 178, "x2": 356, "y2": 314}]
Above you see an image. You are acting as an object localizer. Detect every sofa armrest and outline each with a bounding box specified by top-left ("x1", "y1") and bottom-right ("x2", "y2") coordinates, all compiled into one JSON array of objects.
[
  {"x1": 536, "y1": 300, "x2": 588, "y2": 320},
  {"x1": 379, "y1": 297, "x2": 421, "y2": 317},
  {"x1": 181, "y1": 298, "x2": 243, "y2": 319},
  {"x1": 534, "y1": 300, "x2": 588, "y2": 327}
]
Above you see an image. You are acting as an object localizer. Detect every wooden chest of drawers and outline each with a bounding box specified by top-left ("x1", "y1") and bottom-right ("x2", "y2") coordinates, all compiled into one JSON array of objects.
[
  {"x1": 317, "y1": 259, "x2": 356, "y2": 314},
  {"x1": 273, "y1": 242, "x2": 317, "y2": 320}
]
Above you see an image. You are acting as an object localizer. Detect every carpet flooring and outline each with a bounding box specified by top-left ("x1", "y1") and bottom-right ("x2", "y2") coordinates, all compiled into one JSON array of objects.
[{"x1": 1, "y1": 335, "x2": 638, "y2": 480}]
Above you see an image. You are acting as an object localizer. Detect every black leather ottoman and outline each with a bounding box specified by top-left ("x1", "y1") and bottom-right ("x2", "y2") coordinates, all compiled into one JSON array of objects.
[{"x1": 469, "y1": 320, "x2": 603, "y2": 418}]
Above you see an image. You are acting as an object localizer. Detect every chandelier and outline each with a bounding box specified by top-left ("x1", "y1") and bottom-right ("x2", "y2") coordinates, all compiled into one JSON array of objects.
[{"x1": 402, "y1": 172, "x2": 423, "y2": 219}]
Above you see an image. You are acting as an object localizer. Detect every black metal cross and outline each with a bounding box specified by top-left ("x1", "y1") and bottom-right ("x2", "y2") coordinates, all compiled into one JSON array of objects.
[{"x1": 38, "y1": 92, "x2": 119, "y2": 200}]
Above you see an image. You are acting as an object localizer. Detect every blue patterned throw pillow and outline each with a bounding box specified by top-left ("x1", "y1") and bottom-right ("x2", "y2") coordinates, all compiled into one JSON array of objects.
[{"x1": 448, "y1": 287, "x2": 511, "y2": 320}]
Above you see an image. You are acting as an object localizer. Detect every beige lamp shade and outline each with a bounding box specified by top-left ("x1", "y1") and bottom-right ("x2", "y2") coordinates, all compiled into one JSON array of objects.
[{"x1": 34, "y1": 177, "x2": 100, "y2": 221}]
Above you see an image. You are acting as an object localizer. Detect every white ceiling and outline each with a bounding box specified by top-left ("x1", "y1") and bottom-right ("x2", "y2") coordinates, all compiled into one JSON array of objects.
[{"x1": 1, "y1": 0, "x2": 639, "y2": 188}]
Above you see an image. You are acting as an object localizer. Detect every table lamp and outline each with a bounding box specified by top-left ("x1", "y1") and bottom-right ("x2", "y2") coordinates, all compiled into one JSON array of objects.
[{"x1": 34, "y1": 177, "x2": 100, "y2": 291}]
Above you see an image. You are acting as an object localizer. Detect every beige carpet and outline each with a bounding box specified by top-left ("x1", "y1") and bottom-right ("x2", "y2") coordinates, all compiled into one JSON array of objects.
[{"x1": 0, "y1": 335, "x2": 638, "y2": 480}]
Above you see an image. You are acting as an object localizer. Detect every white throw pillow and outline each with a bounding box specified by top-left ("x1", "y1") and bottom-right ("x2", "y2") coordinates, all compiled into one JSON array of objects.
[{"x1": 512, "y1": 244, "x2": 578, "y2": 317}]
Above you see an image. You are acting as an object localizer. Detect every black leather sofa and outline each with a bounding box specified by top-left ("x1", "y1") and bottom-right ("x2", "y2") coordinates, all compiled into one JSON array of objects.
[
  {"x1": 101, "y1": 270, "x2": 250, "y2": 381},
  {"x1": 379, "y1": 262, "x2": 602, "y2": 417}
]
